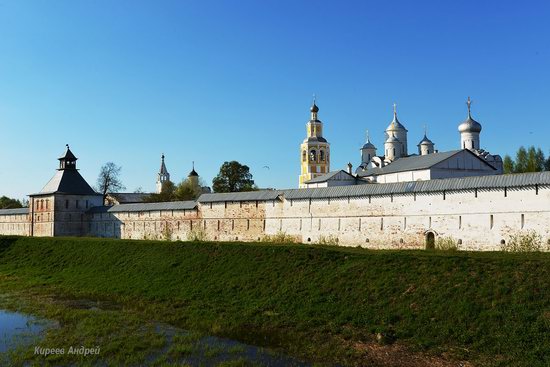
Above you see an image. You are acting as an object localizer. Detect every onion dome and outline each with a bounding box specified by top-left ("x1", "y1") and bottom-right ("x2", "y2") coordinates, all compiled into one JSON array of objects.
[
  {"x1": 362, "y1": 140, "x2": 376, "y2": 150},
  {"x1": 188, "y1": 161, "x2": 199, "y2": 177},
  {"x1": 417, "y1": 134, "x2": 434, "y2": 146},
  {"x1": 386, "y1": 103, "x2": 407, "y2": 131},
  {"x1": 458, "y1": 97, "x2": 482, "y2": 133},
  {"x1": 310, "y1": 102, "x2": 319, "y2": 113},
  {"x1": 361, "y1": 130, "x2": 376, "y2": 150}
]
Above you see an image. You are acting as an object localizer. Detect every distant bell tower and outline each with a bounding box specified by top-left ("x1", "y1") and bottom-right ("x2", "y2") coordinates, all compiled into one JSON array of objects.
[
  {"x1": 156, "y1": 154, "x2": 170, "y2": 193},
  {"x1": 299, "y1": 97, "x2": 330, "y2": 188}
]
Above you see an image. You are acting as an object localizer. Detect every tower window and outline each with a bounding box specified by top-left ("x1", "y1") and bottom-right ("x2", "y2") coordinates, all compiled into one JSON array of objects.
[
  {"x1": 320, "y1": 150, "x2": 325, "y2": 161},
  {"x1": 310, "y1": 150, "x2": 317, "y2": 162},
  {"x1": 65, "y1": 200, "x2": 69, "y2": 209},
  {"x1": 302, "y1": 150, "x2": 306, "y2": 162}
]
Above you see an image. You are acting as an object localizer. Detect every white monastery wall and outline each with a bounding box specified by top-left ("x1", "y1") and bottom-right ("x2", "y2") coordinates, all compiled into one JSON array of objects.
[
  {"x1": 264, "y1": 185, "x2": 550, "y2": 251},
  {"x1": 0, "y1": 210, "x2": 30, "y2": 236},
  {"x1": 2, "y1": 177, "x2": 550, "y2": 252}
]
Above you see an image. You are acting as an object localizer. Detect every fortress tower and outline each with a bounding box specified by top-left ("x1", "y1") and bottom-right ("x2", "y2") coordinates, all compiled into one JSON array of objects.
[
  {"x1": 29, "y1": 145, "x2": 103, "y2": 237},
  {"x1": 299, "y1": 99, "x2": 330, "y2": 188}
]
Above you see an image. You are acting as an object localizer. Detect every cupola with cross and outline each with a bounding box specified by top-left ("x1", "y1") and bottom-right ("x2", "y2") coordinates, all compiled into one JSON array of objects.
[
  {"x1": 458, "y1": 96, "x2": 482, "y2": 150},
  {"x1": 384, "y1": 103, "x2": 408, "y2": 159}
]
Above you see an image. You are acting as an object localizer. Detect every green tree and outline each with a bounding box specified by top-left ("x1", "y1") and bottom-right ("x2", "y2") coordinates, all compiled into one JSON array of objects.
[
  {"x1": 536, "y1": 147, "x2": 545, "y2": 171},
  {"x1": 143, "y1": 181, "x2": 176, "y2": 203},
  {"x1": 174, "y1": 178, "x2": 202, "y2": 201},
  {"x1": 0, "y1": 196, "x2": 24, "y2": 209},
  {"x1": 506, "y1": 146, "x2": 548, "y2": 173},
  {"x1": 212, "y1": 161, "x2": 257, "y2": 193},
  {"x1": 143, "y1": 178, "x2": 204, "y2": 203},
  {"x1": 514, "y1": 146, "x2": 528, "y2": 173},
  {"x1": 503, "y1": 155, "x2": 514, "y2": 174}
]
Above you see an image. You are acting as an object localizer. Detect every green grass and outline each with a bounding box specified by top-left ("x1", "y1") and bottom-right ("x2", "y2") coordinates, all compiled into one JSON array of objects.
[{"x1": 0, "y1": 235, "x2": 549, "y2": 366}]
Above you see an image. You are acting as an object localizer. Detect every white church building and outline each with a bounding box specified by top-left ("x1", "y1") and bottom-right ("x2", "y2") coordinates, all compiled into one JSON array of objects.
[{"x1": 303, "y1": 97, "x2": 504, "y2": 187}]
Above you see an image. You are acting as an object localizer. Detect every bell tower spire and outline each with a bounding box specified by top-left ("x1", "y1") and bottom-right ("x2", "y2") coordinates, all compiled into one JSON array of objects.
[
  {"x1": 299, "y1": 97, "x2": 330, "y2": 188},
  {"x1": 156, "y1": 153, "x2": 171, "y2": 193}
]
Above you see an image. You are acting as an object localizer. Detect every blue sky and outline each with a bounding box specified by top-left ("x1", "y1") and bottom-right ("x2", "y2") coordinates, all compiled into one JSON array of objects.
[{"x1": 1, "y1": 0, "x2": 549, "y2": 199}]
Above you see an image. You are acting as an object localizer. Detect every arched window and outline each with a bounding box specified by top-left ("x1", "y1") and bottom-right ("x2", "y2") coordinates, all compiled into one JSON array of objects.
[
  {"x1": 302, "y1": 150, "x2": 306, "y2": 162},
  {"x1": 310, "y1": 150, "x2": 317, "y2": 162},
  {"x1": 320, "y1": 150, "x2": 325, "y2": 161}
]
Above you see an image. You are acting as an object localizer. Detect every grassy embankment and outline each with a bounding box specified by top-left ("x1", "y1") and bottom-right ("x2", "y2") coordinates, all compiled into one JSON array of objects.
[{"x1": 0, "y1": 236, "x2": 549, "y2": 366}]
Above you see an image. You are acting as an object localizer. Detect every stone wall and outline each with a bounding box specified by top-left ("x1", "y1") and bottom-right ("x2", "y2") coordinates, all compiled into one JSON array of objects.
[
  {"x1": 86, "y1": 207, "x2": 200, "y2": 241},
  {"x1": 79, "y1": 184, "x2": 550, "y2": 251},
  {"x1": 2, "y1": 173, "x2": 550, "y2": 252},
  {"x1": 265, "y1": 185, "x2": 550, "y2": 251},
  {"x1": 0, "y1": 209, "x2": 31, "y2": 236}
]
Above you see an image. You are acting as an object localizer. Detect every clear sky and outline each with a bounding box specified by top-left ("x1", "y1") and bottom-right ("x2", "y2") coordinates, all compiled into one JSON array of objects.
[{"x1": 1, "y1": 0, "x2": 549, "y2": 199}]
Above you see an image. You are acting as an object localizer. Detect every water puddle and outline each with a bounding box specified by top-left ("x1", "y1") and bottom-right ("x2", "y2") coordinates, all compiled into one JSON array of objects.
[
  {"x1": 150, "y1": 323, "x2": 311, "y2": 366},
  {"x1": 0, "y1": 300, "x2": 316, "y2": 366},
  {"x1": 0, "y1": 309, "x2": 50, "y2": 353}
]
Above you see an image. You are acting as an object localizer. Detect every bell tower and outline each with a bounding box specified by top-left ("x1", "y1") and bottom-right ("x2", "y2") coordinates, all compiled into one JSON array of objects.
[
  {"x1": 156, "y1": 154, "x2": 171, "y2": 193},
  {"x1": 299, "y1": 98, "x2": 330, "y2": 188}
]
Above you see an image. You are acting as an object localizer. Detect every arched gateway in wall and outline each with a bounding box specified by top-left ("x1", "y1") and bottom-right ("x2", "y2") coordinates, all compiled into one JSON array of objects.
[{"x1": 425, "y1": 231, "x2": 436, "y2": 249}]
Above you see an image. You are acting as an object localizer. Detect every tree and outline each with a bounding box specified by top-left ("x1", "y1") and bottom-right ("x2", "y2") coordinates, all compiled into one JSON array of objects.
[
  {"x1": 143, "y1": 178, "x2": 203, "y2": 203},
  {"x1": 212, "y1": 161, "x2": 257, "y2": 193},
  {"x1": 505, "y1": 146, "x2": 548, "y2": 173},
  {"x1": 143, "y1": 181, "x2": 176, "y2": 203},
  {"x1": 174, "y1": 178, "x2": 202, "y2": 201},
  {"x1": 0, "y1": 196, "x2": 24, "y2": 209},
  {"x1": 514, "y1": 146, "x2": 528, "y2": 173},
  {"x1": 96, "y1": 162, "x2": 126, "y2": 202},
  {"x1": 525, "y1": 146, "x2": 545, "y2": 172},
  {"x1": 503, "y1": 155, "x2": 514, "y2": 174}
]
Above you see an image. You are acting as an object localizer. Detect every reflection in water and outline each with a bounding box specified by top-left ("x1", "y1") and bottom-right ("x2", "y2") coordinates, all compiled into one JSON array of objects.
[
  {"x1": 0, "y1": 306, "x2": 317, "y2": 366},
  {"x1": 0, "y1": 309, "x2": 47, "y2": 353}
]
